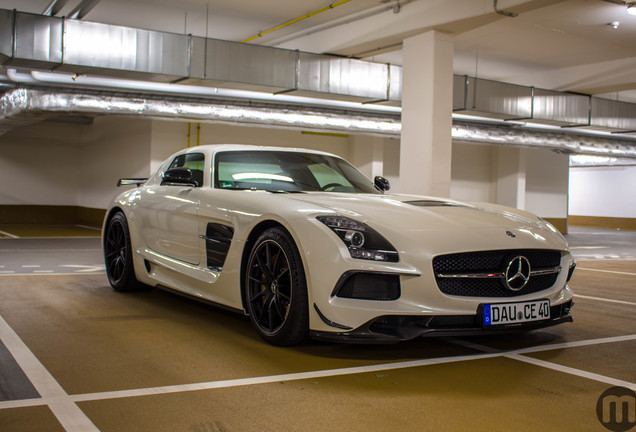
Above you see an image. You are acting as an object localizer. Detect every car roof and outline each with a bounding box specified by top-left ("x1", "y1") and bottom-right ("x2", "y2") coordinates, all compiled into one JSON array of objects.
[{"x1": 178, "y1": 144, "x2": 338, "y2": 159}]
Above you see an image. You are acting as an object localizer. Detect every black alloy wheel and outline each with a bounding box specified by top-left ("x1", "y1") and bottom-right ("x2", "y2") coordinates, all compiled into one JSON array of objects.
[
  {"x1": 104, "y1": 212, "x2": 144, "y2": 292},
  {"x1": 245, "y1": 228, "x2": 309, "y2": 346}
]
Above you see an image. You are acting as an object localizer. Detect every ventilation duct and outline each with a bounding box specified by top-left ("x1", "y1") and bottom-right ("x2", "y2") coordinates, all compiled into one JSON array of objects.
[
  {"x1": 590, "y1": 98, "x2": 636, "y2": 132},
  {"x1": 530, "y1": 88, "x2": 590, "y2": 127},
  {"x1": 0, "y1": 11, "x2": 64, "y2": 69},
  {"x1": 294, "y1": 52, "x2": 395, "y2": 104},
  {"x1": 0, "y1": 9, "x2": 400, "y2": 102},
  {"x1": 453, "y1": 76, "x2": 591, "y2": 127},
  {"x1": 454, "y1": 76, "x2": 532, "y2": 120},
  {"x1": 60, "y1": 19, "x2": 191, "y2": 82},
  {"x1": 1, "y1": 8, "x2": 636, "y2": 144},
  {"x1": 1, "y1": 87, "x2": 635, "y2": 158},
  {"x1": 452, "y1": 120, "x2": 636, "y2": 158},
  {"x1": 0, "y1": 88, "x2": 401, "y2": 137}
]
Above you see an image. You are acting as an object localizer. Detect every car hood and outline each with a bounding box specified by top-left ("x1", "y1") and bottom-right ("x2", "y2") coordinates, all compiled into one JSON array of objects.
[{"x1": 282, "y1": 192, "x2": 568, "y2": 252}]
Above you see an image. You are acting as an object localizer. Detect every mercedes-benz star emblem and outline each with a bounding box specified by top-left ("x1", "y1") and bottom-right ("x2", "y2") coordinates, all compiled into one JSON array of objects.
[{"x1": 504, "y1": 256, "x2": 531, "y2": 291}]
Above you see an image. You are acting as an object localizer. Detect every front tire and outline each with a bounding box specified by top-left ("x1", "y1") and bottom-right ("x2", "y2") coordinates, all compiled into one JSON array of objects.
[
  {"x1": 104, "y1": 212, "x2": 145, "y2": 292},
  {"x1": 244, "y1": 227, "x2": 309, "y2": 346}
]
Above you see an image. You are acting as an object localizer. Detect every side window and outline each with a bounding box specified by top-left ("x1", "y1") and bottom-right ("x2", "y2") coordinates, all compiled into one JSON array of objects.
[
  {"x1": 308, "y1": 163, "x2": 353, "y2": 189},
  {"x1": 167, "y1": 153, "x2": 205, "y2": 187}
]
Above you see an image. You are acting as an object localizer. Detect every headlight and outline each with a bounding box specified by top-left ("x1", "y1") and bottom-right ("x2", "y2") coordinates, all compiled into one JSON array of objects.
[{"x1": 316, "y1": 215, "x2": 399, "y2": 262}]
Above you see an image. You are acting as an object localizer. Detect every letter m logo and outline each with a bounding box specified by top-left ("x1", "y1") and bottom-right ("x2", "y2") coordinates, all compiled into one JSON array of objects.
[
  {"x1": 602, "y1": 395, "x2": 636, "y2": 424},
  {"x1": 596, "y1": 386, "x2": 636, "y2": 432}
]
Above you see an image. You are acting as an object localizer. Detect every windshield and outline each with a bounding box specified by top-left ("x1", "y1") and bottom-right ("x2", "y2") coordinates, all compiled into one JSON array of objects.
[{"x1": 214, "y1": 151, "x2": 380, "y2": 194}]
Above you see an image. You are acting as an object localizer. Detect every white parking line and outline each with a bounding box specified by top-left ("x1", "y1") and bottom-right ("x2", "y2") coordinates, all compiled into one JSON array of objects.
[
  {"x1": 60, "y1": 264, "x2": 106, "y2": 273},
  {"x1": 0, "y1": 230, "x2": 19, "y2": 239},
  {"x1": 513, "y1": 334, "x2": 636, "y2": 354},
  {"x1": 575, "y1": 294, "x2": 636, "y2": 307},
  {"x1": 509, "y1": 354, "x2": 636, "y2": 390},
  {"x1": 0, "y1": 314, "x2": 99, "y2": 431},
  {"x1": 70, "y1": 352, "x2": 504, "y2": 404},
  {"x1": 576, "y1": 267, "x2": 636, "y2": 277},
  {"x1": 76, "y1": 225, "x2": 101, "y2": 231},
  {"x1": 449, "y1": 335, "x2": 636, "y2": 391},
  {"x1": 0, "y1": 273, "x2": 105, "y2": 277},
  {"x1": 2, "y1": 333, "x2": 635, "y2": 412},
  {"x1": 21, "y1": 265, "x2": 40, "y2": 268}
]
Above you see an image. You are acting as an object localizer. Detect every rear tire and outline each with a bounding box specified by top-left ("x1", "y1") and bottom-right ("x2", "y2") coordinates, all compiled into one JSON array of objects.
[
  {"x1": 244, "y1": 227, "x2": 309, "y2": 346},
  {"x1": 104, "y1": 212, "x2": 145, "y2": 292}
]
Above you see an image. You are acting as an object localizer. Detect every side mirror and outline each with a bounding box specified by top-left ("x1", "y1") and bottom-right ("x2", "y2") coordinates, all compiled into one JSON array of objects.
[
  {"x1": 374, "y1": 176, "x2": 390, "y2": 192},
  {"x1": 161, "y1": 167, "x2": 200, "y2": 187}
]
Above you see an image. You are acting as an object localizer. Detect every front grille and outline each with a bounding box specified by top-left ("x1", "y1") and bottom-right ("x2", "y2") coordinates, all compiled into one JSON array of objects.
[{"x1": 433, "y1": 249, "x2": 562, "y2": 298}]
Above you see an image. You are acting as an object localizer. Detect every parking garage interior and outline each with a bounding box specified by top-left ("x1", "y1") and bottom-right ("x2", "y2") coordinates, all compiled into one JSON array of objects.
[{"x1": 1, "y1": 1, "x2": 635, "y2": 431}]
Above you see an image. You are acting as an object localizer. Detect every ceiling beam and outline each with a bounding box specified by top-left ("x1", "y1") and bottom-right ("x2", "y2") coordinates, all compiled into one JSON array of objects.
[
  {"x1": 67, "y1": 0, "x2": 101, "y2": 20},
  {"x1": 42, "y1": 0, "x2": 70, "y2": 16}
]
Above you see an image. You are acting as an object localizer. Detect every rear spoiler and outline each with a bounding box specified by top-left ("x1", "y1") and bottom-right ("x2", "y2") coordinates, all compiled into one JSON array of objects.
[{"x1": 117, "y1": 178, "x2": 148, "y2": 187}]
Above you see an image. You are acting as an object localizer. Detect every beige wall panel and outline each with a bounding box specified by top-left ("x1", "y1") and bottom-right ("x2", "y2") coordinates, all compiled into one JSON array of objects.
[{"x1": 450, "y1": 143, "x2": 494, "y2": 203}]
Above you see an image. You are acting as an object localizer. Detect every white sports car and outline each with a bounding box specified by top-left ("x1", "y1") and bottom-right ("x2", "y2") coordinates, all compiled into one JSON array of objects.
[{"x1": 103, "y1": 145, "x2": 575, "y2": 345}]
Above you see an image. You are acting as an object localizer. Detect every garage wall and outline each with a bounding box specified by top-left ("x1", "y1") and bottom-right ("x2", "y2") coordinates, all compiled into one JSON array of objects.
[
  {"x1": 0, "y1": 116, "x2": 576, "y2": 231},
  {"x1": 525, "y1": 148, "x2": 569, "y2": 219},
  {"x1": 0, "y1": 122, "x2": 85, "y2": 206},
  {"x1": 569, "y1": 165, "x2": 636, "y2": 229},
  {"x1": 78, "y1": 117, "x2": 152, "y2": 210},
  {"x1": 448, "y1": 143, "x2": 569, "y2": 232},
  {"x1": 150, "y1": 120, "x2": 354, "y2": 172},
  {"x1": 382, "y1": 139, "x2": 401, "y2": 192},
  {"x1": 450, "y1": 142, "x2": 494, "y2": 202}
]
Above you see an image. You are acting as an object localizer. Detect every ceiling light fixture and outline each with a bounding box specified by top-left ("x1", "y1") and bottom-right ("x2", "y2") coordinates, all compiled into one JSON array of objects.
[
  {"x1": 627, "y1": 4, "x2": 636, "y2": 15},
  {"x1": 610, "y1": 21, "x2": 620, "y2": 28}
]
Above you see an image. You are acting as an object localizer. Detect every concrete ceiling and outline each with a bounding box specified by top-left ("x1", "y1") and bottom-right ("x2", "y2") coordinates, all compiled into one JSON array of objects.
[{"x1": 2, "y1": 0, "x2": 636, "y2": 101}]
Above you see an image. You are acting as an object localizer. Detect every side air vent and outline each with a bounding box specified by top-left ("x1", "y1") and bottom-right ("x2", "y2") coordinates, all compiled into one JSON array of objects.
[{"x1": 201, "y1": 223, "x2": 234, "y2": 271}]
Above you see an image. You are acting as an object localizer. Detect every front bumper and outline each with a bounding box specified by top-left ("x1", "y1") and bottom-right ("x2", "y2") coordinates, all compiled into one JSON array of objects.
[{"x1": 310, "y1": 300, "x2": 573, "y2": 344}]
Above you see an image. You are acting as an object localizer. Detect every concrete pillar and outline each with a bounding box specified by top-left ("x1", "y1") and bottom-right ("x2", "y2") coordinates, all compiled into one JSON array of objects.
[
  {"x1": 399, "y1": 30, "x2": 453, "y2": 197},
  {"x1": 494, "y1": 147, "x2": 526, "y2": 210}
]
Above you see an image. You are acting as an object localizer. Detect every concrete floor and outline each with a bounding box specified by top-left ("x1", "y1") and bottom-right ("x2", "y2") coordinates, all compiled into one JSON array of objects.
[
  {"x1": 0, "y1": 226, "x2": 634, "y2": 431},
  {"x1": 566, "y1": 226, "x2": 636, "y2": 260}
]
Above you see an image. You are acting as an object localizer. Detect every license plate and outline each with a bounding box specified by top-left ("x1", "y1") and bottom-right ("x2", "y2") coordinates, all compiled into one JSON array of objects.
[{"x1": 483, "y1": 300, "x2": 550, "y2": 326}]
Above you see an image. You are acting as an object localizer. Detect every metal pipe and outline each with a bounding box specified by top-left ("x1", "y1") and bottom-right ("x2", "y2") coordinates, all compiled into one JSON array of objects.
[
  {"x1": 242, "y1": 0, "x2": 353, "y2": 43},
  {"x1": 0, "y1": 88, "x2": 402, "y2": 137},
  {"x1": 452, "y1": 120, "x2": 636, "y2": 158},
  {"x1": 3, "y1": 70, "x2": 635, "y2": 158},
  {"x1": 2, "y1": 86, "x2": 635, "y2": 159},
  {"x1": 6, "y1": 69, "x2": 38, "y2": 84},
  {"x1": 268, "y1": 0, "x2": 408, "y2": 47},
  {"x1": 24, "y1": 70, "x2": 401, "y2": 114}
]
